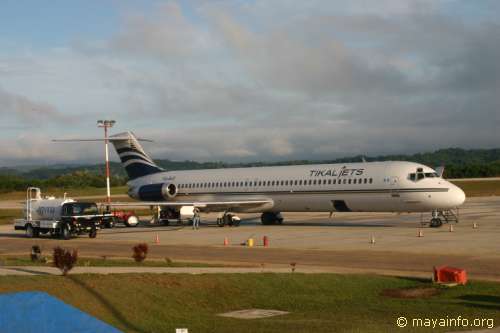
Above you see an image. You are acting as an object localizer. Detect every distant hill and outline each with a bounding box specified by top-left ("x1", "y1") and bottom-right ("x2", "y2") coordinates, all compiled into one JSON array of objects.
[{"x1": 1, "y1": 148, "x2": 500, "y2": 187}]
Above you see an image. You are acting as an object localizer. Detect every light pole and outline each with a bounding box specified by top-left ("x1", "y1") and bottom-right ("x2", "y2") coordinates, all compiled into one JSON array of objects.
[{"x1": 97, "y1": 120, "x2": 115, "y2": 205}]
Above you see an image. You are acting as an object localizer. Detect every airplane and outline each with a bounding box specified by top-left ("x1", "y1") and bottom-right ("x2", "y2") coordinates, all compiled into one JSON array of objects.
[{"x1": 105, "y1": 131, "x2": 466, "y2": 228}]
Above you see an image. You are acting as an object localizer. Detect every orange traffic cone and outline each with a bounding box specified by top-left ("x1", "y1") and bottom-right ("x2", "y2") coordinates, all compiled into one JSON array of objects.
[
  {"x1": 154, "y1": 233, "x2": 160, "y2": 245},
  {"x1": 224, "y1": 237, "x2": 229, "y2": 246}
]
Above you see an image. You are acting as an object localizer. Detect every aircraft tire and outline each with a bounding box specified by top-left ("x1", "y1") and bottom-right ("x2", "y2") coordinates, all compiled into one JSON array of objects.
[
  {"x1": 430, "y1": 218, "x2": 443, "y2": 228},
  {"x1": 261, "y1": 212, "x2": 278, "y2": 225}
]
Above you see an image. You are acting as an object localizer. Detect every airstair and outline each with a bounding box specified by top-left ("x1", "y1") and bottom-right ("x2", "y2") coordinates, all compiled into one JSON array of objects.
[{"x1": 438, "y1": 208, "x2": 459, "y2": 224}]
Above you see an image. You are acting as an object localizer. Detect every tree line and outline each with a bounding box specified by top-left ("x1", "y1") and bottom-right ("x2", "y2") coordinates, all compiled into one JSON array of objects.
[
  {"x1": 0, "y1": 148, "x2": 499, "y2": 191},
  {"x1": 0, "y1": 171, "x2": 127, "y2": 193}
]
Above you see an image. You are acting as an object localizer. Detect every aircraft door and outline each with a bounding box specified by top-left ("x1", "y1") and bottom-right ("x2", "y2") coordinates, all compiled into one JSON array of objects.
[{"x1": 389, "y1": 176, "x2": 402, "y2": 211}]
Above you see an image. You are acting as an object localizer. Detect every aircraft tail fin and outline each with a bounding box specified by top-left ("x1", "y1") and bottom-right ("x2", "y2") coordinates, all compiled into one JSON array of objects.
[{"x1": 109, "y1": 132, "x2": 164, "y2": 180}]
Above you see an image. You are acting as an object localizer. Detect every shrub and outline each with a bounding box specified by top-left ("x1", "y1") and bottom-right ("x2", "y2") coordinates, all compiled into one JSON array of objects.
[
  {"x1": 53, "y1": 247, "x2": 78, "y2": 275},
  {"x1": 132, "y1": 243, "x2": 148, "y2": 263}
]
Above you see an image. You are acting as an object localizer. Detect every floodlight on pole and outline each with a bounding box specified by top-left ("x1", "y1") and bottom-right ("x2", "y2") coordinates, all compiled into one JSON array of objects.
[{"x1": 97, "y1": 120, "x2": 115, "y2": 204}]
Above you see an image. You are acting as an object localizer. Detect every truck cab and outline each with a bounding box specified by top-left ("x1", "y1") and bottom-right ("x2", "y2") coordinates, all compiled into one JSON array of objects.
[{"x1": 59, "y1": 202, "x2": 102, "y2": 239}]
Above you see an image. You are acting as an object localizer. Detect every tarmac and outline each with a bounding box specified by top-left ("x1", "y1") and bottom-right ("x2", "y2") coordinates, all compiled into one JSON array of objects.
[{"x1": 0, "y1": 196, "x2": 499, "y2": 280}]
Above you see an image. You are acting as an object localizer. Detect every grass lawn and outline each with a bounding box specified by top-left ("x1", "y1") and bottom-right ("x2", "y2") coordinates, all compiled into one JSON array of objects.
[
  {"x1": 0, "y1": 209, "x2": 22, "y2": 225},
  {"x1": 0, "y1": 256, "x2": 225, "y2": 268},
  {"x1": 0, "y1": 274, "x2": 498, "y2": 332},
  {"x1": 452, "y1": 180, "x2": 500, "y2": 197}
]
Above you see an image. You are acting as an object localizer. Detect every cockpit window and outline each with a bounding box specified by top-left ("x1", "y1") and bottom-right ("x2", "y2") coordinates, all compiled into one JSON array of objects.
[{"x1": 409, "y1": 171, "x2": 440, "y2": 182}]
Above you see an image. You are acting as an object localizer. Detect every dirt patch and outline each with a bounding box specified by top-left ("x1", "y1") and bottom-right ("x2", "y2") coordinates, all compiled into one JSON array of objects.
[
  {"x1": 218, "y1": 309, "x2": 289, "y2": 319},
  {"x1": 381, "y1": 287, "x2": 441, "y2": 299}
]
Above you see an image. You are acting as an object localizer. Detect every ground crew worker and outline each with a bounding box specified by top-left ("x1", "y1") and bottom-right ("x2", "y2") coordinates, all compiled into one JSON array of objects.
[{"x1": 192, "y1": 208, "x2": 200, "y2": 230}]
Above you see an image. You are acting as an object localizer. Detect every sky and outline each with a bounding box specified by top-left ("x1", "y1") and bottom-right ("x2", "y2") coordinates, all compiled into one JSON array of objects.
[{"x1": 0, "y1": 0, "x2": 499, "y2": 166}]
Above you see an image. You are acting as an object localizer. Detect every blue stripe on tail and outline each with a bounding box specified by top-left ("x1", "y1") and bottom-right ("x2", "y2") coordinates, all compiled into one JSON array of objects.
[{"x1": 110, "y1": 131, "x2": 164, "y2": 180}]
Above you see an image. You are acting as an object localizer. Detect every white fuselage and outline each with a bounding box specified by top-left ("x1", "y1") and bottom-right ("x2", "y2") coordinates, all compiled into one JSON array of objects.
[{"x1": 127, "y1": 161, "x2": 465, "y2": 213}]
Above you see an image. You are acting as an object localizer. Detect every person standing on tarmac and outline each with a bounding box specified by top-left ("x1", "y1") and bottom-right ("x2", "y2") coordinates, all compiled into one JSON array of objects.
[{"x1": 192, "y1": 208, "x2": 200, "y2": 230}]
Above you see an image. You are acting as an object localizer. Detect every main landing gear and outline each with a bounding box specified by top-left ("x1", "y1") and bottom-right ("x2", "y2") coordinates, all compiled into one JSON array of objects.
[
  {"x1": 261, "y1": 212, "x2": 283, "y2": 225},
  {"x1": 216, "y1": 212, "x2": 241, "y2": 227}
]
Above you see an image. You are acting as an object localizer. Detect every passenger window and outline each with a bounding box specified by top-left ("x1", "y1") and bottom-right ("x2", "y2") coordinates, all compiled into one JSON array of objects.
[
  {"x1": 369, "y1": 178, "x2": 373, "y2": 184},
  {"x1": 328, "y1": 179, "x2": 332, "y2": 185},
  {"x1": 417, "y1": 173, "x2": 425, "y2": 180},
  {"x1": 285, "y1": 180, "x2": 288, "y2": 186},
  {"x1": 348, "y1": 179, "x2": 352, "y2": 184},
  {"x1": 333, "y1": 179, "x2": 336, "y2": 184},
  {"x1": 409, "y1": 173, "x2": 416, "y2": 181}
]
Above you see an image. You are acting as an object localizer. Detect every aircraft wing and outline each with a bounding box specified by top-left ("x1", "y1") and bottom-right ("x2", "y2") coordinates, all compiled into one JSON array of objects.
[{"x1": 100, "y1": 199, "x2": 274, "y2": 211}]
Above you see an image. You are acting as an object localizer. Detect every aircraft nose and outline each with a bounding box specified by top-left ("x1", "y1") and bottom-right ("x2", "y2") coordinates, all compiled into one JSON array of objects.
[{"x1": 450, "y1": 184, "x2": 466, "y2": 207}]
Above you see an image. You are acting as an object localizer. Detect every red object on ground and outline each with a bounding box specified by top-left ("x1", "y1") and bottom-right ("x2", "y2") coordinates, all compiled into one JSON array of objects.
[
  {"x1": 433, "y1": 266, "x2": 467, "y2": 285},
  {"x1": 263, "y1": 236, "x2": 269, "y2": 247},
  {"x1": 113, "y1": 210, "x2": 135, "y2": 222}
]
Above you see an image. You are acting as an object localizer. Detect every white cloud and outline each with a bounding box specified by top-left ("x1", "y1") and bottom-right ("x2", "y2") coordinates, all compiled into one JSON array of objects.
[{"x1": 0, "y1": 0, "x2": 498, "y2": 166}]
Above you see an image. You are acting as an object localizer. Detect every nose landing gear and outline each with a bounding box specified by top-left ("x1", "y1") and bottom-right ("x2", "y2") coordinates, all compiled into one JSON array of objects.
[
  {"x1": 425, "y1": 209, "x2": 459, "y2": 228},
  {"x1": 430, "y1": 217, "x2": 443, "y2": 228}
]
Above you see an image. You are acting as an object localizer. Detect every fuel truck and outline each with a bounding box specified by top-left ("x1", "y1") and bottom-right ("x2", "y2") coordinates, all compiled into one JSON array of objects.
[{"x1": 14, "y1": 187, "x2": 108, "y2": 240}]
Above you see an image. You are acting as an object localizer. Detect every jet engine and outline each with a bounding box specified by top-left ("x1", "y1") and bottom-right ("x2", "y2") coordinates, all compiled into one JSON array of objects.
[
  {"x1": 137, "y1": 183, "x2": 177, "y2": 201},
  {"x1": 162, "y1": 183, "x2": 178, "y2": 199}
]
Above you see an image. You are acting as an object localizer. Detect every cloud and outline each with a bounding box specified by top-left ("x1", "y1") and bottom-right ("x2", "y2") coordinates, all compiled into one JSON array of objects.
[
  {"x1": 0, "y1": 87, "x2": 65, "y2": 123},
  {"x1": 0, "y1": 0, "x2": 499, "y2": 165}
]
